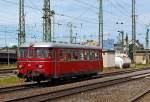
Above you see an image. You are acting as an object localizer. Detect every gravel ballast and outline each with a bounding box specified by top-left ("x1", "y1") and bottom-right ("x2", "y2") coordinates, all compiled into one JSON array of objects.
[
  {"x1": 52, "y1": 77, "x2": 150, "y2": 102},
  {"x1": 1, "y1": 70, "x2": 150, "y2": 102}
]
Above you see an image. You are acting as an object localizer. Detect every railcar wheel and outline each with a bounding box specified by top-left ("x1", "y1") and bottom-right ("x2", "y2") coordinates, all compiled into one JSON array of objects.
[
  {"x1": 91, "y1": 73, "x2": 98, "y2": 76},
  {"x1": 36, "y1": 80, "x2": 41, "y2": 84},
  {"x1": 25, "y1": 78, "x2": 32, "y2": 82},
  {"x1": 51, "y1": 78, "x2": 62, "y2": 83},
  {"x1": 84, "y1": 73, "x2": 98, "y2": 78}
]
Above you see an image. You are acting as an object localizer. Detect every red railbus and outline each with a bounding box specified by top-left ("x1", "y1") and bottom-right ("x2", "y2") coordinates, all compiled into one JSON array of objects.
[{"x1": 17, "y1": 42, "x2": 103, "y2": 82}]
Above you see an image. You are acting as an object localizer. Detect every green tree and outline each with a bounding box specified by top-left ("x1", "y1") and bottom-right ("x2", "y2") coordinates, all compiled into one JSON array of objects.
[
  {"x1": 11, "y1": 45, "x2": 17, "y2": 49},
  {"x1": 128, "y1": 44, "x2": 133, "y2": 60}
]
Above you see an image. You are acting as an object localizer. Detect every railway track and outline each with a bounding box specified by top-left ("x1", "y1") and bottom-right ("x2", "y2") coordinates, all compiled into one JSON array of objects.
[
  {"x1": 0, "y1": 83, "x2": 39, "y2": 94},
  {"x1": 0, "y1": 68, "x2": 17, "y2": 79},
  {"x1": 3, "y1": 68, "x2": 150, "y2": 102},
  {"x1": 0, "y1": 68, "x2": 17, "y2": 74},
  {"x1": 101, "y1": 67, "x2": 150, "y2": 77},
  {"x1": 0, "y1": 67, "x2": 149, "y2": 94},
  {"x1": 129, "y1": 89, "x2": 150, "y2": 102}
]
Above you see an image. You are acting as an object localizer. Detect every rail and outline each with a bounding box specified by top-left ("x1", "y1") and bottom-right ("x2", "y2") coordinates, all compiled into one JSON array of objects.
[
  {"x1": 0, "y1": 67, "x2": 149, "y2": 94},
  {"x1": 4, "y1": 68, "x2": 150, "y2": 102},
  {"x1": 129, "y1": 89, "x2": 150, "y2": 102}
]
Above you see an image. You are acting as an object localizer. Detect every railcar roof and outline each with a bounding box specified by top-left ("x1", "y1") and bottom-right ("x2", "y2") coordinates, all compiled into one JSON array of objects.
[{"x1": 20, "y1": 42, "x2": 102, "y2": 50}]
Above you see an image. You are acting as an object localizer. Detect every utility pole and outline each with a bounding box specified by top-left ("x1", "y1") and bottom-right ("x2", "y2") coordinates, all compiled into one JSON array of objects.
[
  {"x1": 4, "y1": 27, "x2": 10, "y2": 66},
  {"x1": 121, "y1": 31, "x2": 124, "y2": 53},
  {"x1": 125, "y1": 34, "x2": 129, "y2": 54},
  {"x1": 146, "y1": 28, "x2": 149, "y2": 64},
  {"x1": 52, "y1": 10, "x2": 55, "y2": 42},
  {"x1": 68, "y1": 22, "x2": 73, "y2": 43},
  {"x1": 116, "y1": 22, "x2": 124, "y2": 53},
  {"x1": 125, "y1": 34, "x2": 128, "y2": 45},
  {"x1": 146, "y1": 28, "x2": 149, "y2": 49},
  {"x1": 19, "y1": 0, "x2": 25, "y2": 46},
  {"x1": 132, "y1": 0, "x2": 136, "y2": 63},
  {"x1": 99, "y1": 0, "x2": 103, "y2": 48},
  {"x1": 74, "y1": 33, "x2": 78, "y2": 44},
  {"x1": 43, "y1": 0, "x2": 54, "y2": 42},
  {"x1": 118, "y1": 31, "x2": 124, "y2": 53}
]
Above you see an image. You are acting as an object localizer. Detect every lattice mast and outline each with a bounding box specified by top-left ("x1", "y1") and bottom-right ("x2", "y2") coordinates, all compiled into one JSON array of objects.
[
  {"x1": 132, "y1": 0, "x2": 136, "y2": 62},
  {"x1": 43, "y1": 0, "x2": 52, "y2": 42},
  {"x1": 19, "y1": 0, "x2": 25, "y2": 46},
  {"x1": 98, "y1": 0, "x2": 103, "y2": 48}
]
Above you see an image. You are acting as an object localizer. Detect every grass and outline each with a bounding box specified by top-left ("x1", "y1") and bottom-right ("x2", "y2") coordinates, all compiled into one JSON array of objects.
[
  {"x1": 104, "y1": 64, "x2": 150, "y2": 73},
  {"x1": 131, "y1": 64, "x2": 150, "y2": 69},
  {"x1": 0, "y1": 64, "x2": 17, "y2": 70},
  {"x1": 0, "y1": 76, "x2": 24, "y2": 87},
  {"x1": 0, "y1": 63, "x2": 149, "y2": 87}
]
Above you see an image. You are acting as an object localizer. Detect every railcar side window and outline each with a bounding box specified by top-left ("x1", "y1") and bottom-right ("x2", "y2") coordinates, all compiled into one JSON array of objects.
[
  {"x1": 84, "y1": 51, "x2": 87, "y2": 60},
  {"x1": 60, "y1": 50, "x2": 67, "y2": 61},
  {"x1": 48, "y1": 50, "x2": 53, "y2": 58},
  {"x1": 80, "y1": 50, "x2": 84, "y2": 60},
  {"x1": 99, "y1": 51, "x2": 102, "y2": 59},
  {"x1": 36, "y1": 48, "x2": 48, "y2": 58},
  {"x1": 95, "y1": 51, "x2": 99, "y2": 60},
  {"x1": 83, "y1": 50, "x2": 100, "y2": 61},
  {"x1": 67, "y1": 50, "x2": 71, "y2": 61},
  {"x1": 89, "y1": 51, "x2": 95, "y2": 60},
  {"x1": 71, "y1": 50, "x2": 80, "y2": 61},
  {"x1": 29, "y1": 49, "x2": 33, "y2": 58},
  {"x1": 86, "y1": 51, "x2": 90, "y2": 60},
  {"x1": 19, "y1": 48, "x2": 27, "y2": 58},
  {"x1": 59, "y1": 49, "x2": 101, "y2": 61}
]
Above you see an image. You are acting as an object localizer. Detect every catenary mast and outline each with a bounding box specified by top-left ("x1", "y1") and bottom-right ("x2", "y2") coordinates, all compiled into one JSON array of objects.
[
  {"x1": 132, "y1": 0, "x2": 136, "y2": 62},
  {"x1": 19, "y1": 0, "x2": 25, "y2": 46},
  {"x1": 43, "y1": 0, "x2": 52, "y2": 42},
  {"x1": 99, "y1": 0, "x2": 103, "y2": 48}
]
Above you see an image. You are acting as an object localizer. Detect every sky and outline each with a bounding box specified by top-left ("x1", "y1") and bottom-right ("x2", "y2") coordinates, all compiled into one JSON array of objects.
[{"x1": 0, "y1": 0, "x2": 149, "y2": 48}]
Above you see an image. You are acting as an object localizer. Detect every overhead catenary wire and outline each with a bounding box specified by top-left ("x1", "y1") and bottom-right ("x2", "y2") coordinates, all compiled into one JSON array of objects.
[
  {"x1": 0, "y1": 0, "x2": 148, "y2": 46},
  {"x1": 2, "y1": 0, "x2": 145, "y2": 27}
]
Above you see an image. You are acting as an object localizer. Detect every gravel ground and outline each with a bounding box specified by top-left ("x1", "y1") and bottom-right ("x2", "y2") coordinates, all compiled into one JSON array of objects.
[
  {"x1": 0, "y1": 73, "x2": 15, "y2": 79},
  {"x1": 0, "y1": 75, "x2": 117, "y2": 102},
  {"x1": 135, "y1": 91, "x2": 150, "y2": 102},
  {"x1": 52, "y1": 77, "x2": 150, "y2": 102},
  {"x1": 0, "y1": 71, "x2": 138, "y2": 101},
  {"x1": 103, "y1": 67, "x2": 125, "y2": 73},
  {"x1": 0, "y1": 67, "x2": 139, "y2": 88},
  {"x1": 0, "y1": 69, "x2": 150, "y2": 102}
]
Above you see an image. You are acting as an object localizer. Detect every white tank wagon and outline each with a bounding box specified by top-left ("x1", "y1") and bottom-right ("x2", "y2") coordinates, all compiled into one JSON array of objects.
[{"x1": 115, "y1": 54, "x2": 131, "y2": 69}]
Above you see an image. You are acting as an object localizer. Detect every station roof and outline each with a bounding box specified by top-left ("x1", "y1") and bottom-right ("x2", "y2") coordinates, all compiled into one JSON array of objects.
[{"x1": 135, "y1": 50, "x2": 150, "y2": 53}]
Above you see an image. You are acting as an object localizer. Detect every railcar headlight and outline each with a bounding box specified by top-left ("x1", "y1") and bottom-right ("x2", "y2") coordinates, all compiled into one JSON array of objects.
[
  {"x1": 18, "y1": 65, "x2": 23, "y2": 68},
  {"x1": 28, "y1": 64, "x2": 31, "y2": 67},
  {"x1": 38, "y1": 65, "x2": 43, "y2": 68}
]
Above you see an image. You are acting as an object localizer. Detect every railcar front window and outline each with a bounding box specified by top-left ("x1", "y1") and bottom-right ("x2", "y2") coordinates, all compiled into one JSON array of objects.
[
  {"x1": 36, "y1": 48, "x2": 48, "y2": 58},
  {"x1": 20, "y1": 49, "x2": 27, "y2": 58}
]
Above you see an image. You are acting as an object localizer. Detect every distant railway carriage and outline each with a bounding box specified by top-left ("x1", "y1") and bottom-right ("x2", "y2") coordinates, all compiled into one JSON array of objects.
[{"x1": 17, "y1": 42, "x2": 103, "y2": 82}]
